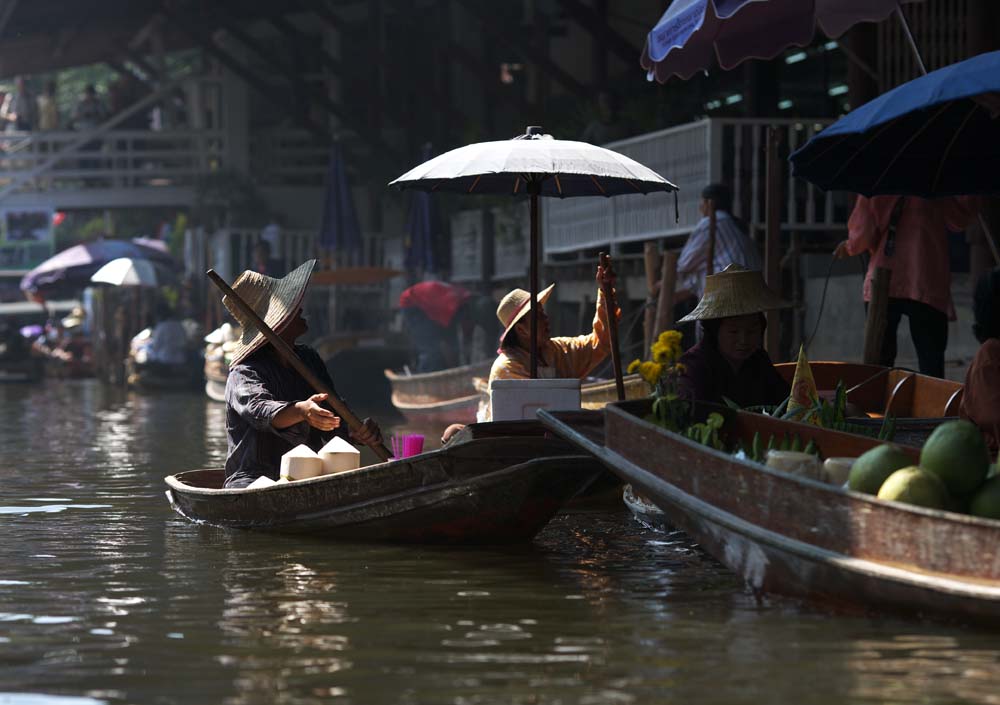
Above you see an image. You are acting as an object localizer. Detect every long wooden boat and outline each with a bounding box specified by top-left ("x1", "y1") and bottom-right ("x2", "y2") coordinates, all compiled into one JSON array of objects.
[
  {"x1": 164, "y1": 420, "x2": 604, "y2": 543},
  {"x1": 539, "y1": 401, "x2": 1000, "y2": 623},
  {"x1": 775, "y1": 361, "x2": 963, "y2": 446},
  {"x1": 204, "y1": 354, "x2": 227, "y2": 402}
]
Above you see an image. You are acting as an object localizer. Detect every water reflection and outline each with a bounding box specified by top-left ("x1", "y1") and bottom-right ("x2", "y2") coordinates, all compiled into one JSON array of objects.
[{"x1": 1, "y1": 381, "x2": 999, "y2": 704}]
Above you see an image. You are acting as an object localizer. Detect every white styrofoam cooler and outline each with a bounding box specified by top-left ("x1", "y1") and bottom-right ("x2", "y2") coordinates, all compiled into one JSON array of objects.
[{"x1": 489, "y1": 378, "x2": 582, "y2": 421}]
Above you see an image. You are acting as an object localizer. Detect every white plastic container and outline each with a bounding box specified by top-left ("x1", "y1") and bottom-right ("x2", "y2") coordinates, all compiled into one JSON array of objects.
[
  {"x1": 318, "y1": 436, "x2": 361, "y2": 475},
  {"x1": 823, "y1": 457, "x2": 857, "y2": 486},
  {"x1": 280, "y1": 444, "x2": 324, "y2": 480},
  {"x1": 765, "y1": 450, "x2": 823, "y2": 481},
  {"x1": 489, "y1": 378, "x2": 582, "y2": 422}
]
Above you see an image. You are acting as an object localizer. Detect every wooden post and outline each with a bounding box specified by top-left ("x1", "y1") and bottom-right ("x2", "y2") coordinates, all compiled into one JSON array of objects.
[
  {"x1": 654, "y1": 250, "x2": 679, "y2": 337},
  {"x1": 642, "y1": 242, "x2": 660, "y2": 355},
  {"x1": 764, "y1": 126, "x2": 783, "y2": 360},
  {"x1": 863, "y1": 266, "x2": 892, "y2": 365},
  {"x1": 599, "y1": 253, "x2": 625, "y2": 401},
  {"x1": 706, "y1": 202, "x2": 717, "y2": 276}
]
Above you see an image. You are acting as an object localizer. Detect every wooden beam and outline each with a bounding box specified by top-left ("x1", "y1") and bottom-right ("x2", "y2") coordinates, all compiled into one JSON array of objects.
[
  {"x1": 460, "y1": 4, "x2": 589, "y2": 100},
  {"x1": 553, "y1": 0, "x2": 642, "y2": 69}
]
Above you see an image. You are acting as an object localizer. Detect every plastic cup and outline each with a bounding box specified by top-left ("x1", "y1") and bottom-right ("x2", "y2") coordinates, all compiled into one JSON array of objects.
[{"x1": 404, "y1": 434, "x2": 425, "y2": 457}]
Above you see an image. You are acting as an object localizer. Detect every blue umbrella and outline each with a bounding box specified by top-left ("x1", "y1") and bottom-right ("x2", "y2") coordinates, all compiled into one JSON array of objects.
[
  {"x1": 789, "y1": 50, "x2": 1000, "y2": 198},
  {"x1": 318, "y1": 142, "x2": 363, "y2": 261},
  {"x1": 404, "y1": 144, "x2": 438, "y2": 273}
]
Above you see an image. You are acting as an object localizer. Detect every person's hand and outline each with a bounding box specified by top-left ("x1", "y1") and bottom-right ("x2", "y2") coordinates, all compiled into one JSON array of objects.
[
  {"x1": 596, "y1": 261, "x2": 617, "y2": 289},
  {"x1": 833, "y1": 240, "x2": 850, "y2": 259},
  {"x1": 350, "y1": 417, "x2": 383, "y2": 447},
  {"x1": 295, "y1": 393, "x2": 341, "y2": 432},
  {"x1": 441, "y1": 423, "x2": 466, "y2": 446}
]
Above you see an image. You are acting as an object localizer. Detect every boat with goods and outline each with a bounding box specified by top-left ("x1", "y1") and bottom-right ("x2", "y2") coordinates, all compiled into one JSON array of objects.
[
  {"x1": 539, "y1": 400, "x2": 1000, "y2": 623},
  {"x1": 165, "y1": 420, "x2": 604, "y2": 543},
  {"x1": 774, "y1": 361, "x2": 963, "y2": 445}
]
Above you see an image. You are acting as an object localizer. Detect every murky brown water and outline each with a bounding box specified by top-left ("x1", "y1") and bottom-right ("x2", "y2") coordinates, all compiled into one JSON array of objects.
[{"x1": 2, "y1": 380, "x2": 999, "y2": 704}]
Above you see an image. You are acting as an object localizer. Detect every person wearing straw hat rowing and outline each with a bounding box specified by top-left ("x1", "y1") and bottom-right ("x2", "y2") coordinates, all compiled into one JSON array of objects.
[
  {"x1": 675, "y1": 264, "x2": 790, "y2": 408},
  {"x1": 222, "y1": 260, "x2": 382, "y2": 489}
]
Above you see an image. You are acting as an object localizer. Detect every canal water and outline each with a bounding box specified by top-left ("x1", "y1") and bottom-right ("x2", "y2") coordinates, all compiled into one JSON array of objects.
[{"x1": 2, "y1": 380, "x2": 999, "y2": 705}]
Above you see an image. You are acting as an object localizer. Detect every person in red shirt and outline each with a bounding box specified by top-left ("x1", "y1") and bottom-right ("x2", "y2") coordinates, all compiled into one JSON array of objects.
[
  {"x1": 961, "y1": 268, "x2": 1000, "y2": 451},
  {"x1": 398, "y1": 281, "x2": 498, "y2": 373},
  {"x1": 835, "y1": 195, "x2": 979, "y2": 378}
]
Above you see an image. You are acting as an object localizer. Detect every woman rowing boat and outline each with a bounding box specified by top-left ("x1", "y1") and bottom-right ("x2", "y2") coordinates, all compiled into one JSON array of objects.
[{"x1": 221, "y1": 260, "x2": 382, "y2": 488}]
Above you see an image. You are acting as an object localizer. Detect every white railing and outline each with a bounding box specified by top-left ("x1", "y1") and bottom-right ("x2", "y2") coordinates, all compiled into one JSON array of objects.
[
  {"x1": 0, "y1": 129, "x2": 227, "y2": 194},
  {"x1": 542, "y1": 117, "x2": 846, "y2": 255}
]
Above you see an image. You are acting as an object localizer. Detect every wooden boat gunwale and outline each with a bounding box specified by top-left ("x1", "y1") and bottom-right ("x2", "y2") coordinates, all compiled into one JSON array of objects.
[
  {"x1": 165, "y1": 423, "x2": 603, "y2": 542},
  {"x1": 538, "y1": 402, "x2": 1000, "y2": 621}
]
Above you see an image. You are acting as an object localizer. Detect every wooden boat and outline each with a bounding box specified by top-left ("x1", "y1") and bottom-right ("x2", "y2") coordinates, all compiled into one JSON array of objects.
[
  {"x1": 473, "y1": 373, "x2": 649, "y2": 410},
  {"x1": 164, "y1": 420, "x2": 604, "y2": 543},
  {"x1": 539, "y1": 401, "x2": 1000, "y2": 623},
  {"x1": 775, "y1": 362, "x2": 964, "y2": 446},
  {"x1": 384, "y1": 360, "x2": 493, "y2": 426}
]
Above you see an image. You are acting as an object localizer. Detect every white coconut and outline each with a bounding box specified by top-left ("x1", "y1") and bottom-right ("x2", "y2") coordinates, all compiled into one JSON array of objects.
[
  {"x1": 318, "y1": 436, "x2": 360, "y2": 475},
  {"x1": 280, "y1": 444, "x2": 323, "y2": 480}
]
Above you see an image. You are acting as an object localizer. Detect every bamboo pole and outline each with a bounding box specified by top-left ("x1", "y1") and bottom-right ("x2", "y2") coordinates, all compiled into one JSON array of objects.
[
  {"x1": 764, "y1": 126, "x2": 783, "y2": 359},
  {"x1": 863, "y1": 266, "x2": 892, "y2": 365},
  {"x1": 642, "y1": 242, "x2": 660, "y2": 355},
  {"x1": 654, "y1": 250, "x2": 679, "y2": 337},
  {"x1": 599, "y1": 252, "x2": 625, "y2": 401}
]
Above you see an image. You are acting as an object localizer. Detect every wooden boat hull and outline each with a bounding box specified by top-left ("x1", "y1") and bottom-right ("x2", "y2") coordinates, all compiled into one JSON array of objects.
[
  {"x1": 389, "y1": 390, "x2": 481, "y2": 426},
  {"x1": 385, "y1": 360, "x2": 492, "y2": 425},
  {"x1": 165, "y1": 427, "x2": 603, "y2": 543},
  {"x1": 539, "y1": 403, "x2": 1000, "y2": 622}
]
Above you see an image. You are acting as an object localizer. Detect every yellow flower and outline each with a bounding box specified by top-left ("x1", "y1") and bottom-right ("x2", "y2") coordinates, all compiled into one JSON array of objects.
[
  {"x1": 627, "y1": 358, "x2": 641, "y2": 374},
  {"x1": 671, "y1": 362, "x2": 687, "y2": 375},
  {"x1": 652, "y1": 329, "x2": 683, "y2": 364},
  {"x1": 638, "y1": 360, "x2": 664, "y2": 386}
]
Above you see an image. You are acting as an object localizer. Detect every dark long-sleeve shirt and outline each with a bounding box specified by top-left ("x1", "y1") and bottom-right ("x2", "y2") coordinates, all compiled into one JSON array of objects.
[
  {"x1": 224, "y1": 344, "x2": 349, "y2": 488},
  {"x1": 677, "y1": 340, "x2": 789, "y2": 409}
]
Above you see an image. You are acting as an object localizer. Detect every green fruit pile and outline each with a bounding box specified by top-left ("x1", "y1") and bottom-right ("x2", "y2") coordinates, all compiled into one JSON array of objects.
[{"x1": 848, "y1": 420, "x2": 1000, "y2": 519}]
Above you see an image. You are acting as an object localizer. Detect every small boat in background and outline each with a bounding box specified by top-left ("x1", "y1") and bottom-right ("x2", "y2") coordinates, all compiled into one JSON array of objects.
[
  {"x1": 775, "y1": 362, "x2": 963, "y2": 446},
  {"x1": 384, "y1": 360, "x2": 493, "y2": 426},
  {"x1": 540, "y1": 401, "x2": 1000, "y2": 623},
  {"x1": 165, "y1": 420, "x2": 604, "y2": 543},
  {"x1": 203, "y1": 323, "x2": 240, "y2": 402}
]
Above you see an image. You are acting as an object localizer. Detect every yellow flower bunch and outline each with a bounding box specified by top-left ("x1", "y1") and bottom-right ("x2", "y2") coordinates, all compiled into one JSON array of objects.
[{"x1": 628, "y1": 330, "x2": 686, "y2": 388}]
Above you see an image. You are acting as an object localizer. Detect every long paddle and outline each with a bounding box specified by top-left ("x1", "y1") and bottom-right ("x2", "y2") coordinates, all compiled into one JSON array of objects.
[
  {"x1": 207, "y1": 269, "x2": 392, "y2": 462},
  {"x1": 598, "y1": 253, "x2": 626, "y2": 402}
]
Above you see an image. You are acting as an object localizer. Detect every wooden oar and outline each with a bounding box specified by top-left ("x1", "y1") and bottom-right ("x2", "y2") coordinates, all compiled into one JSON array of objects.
[
  {"x1": 207, "y1": 269, "x2": 392, "y2": 462},
  {"x1": 598, "y1": 252, "x2": 625, "y2": 402}
]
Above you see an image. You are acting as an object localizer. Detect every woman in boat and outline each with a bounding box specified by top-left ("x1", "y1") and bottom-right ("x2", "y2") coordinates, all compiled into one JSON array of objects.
[
  {"x1": 222, "y1": 259, "x2": 382, "y2": 488},
  {"x1": 675, "y1": 264, "x2": 791, "y2": 408},
  {"x1": 441, "y1": 263, "x2": 618, "y2": 439},
  {"x1": 960, "y1": 267, "x2": 1000, "y2": 450}
]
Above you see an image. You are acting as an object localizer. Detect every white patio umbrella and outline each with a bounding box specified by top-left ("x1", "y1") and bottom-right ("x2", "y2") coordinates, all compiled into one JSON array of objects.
[
  {"x1": 90, "y1": 257, "x2": 161, "y2": 287},
  {"x1": 389, "y1": 127, "x2": 678, "y2": 378}
]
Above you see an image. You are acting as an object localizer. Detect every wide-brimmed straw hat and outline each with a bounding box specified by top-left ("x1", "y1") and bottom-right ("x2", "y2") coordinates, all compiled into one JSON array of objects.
[
  {"x1": 61, "y1": 306, "x2": 86, "y2": 329},
  {"x1": 222, "y1": 259, "x2": 316, "y2": 365},
  {"x1": 678, "y1": 264, "x2": 790, "y2": 322},
  {"x1": 497, "y1": 283, "x2": 555, "y2": 344}
]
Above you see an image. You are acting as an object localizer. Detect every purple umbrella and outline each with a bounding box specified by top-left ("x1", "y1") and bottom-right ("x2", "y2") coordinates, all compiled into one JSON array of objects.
[
  {"x1": 641, "y1": 0, "x2": 926, "y2": 83},
  {"x1": 318, "y1": 142, "x2": 363, "y2": 263},
  {"x1": 20, "y1": 239, "x2": 177, "y2": 297}
]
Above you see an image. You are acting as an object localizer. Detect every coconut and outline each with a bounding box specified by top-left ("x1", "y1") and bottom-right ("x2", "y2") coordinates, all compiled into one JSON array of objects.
[
  {"x1": 969, "y1": 476, "x2": 1000, "y2": 520},
  {"x1": 280, "y1": 444, "x2": 323, "y2": 480},
  {"x1": 847, "y1": 445, "x2": 912, "y2": 495},
  {"x1": 919, "y1": 420, "x2": 990, "y2": 495},
  {"x1": 876, "y1": 466, "x2": 948, "y2": 510},
  {"x1": 318, "y1": 436, "x2": 360, "y2": 475}
]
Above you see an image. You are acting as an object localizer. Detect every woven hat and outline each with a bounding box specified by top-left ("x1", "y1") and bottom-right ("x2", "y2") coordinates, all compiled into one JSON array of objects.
[
  {"x1": 222, "y1": 259, "x2": 316, "y2": 365},
  {"x1": 497, "y1": 283, "x2": 555, "y2": 344},
  {"x1": 61, "y1": 306, "x2": 85, "y2": 329},
  {"x1": 678, "y1": 264, "x2": 790, "y2": 322}
]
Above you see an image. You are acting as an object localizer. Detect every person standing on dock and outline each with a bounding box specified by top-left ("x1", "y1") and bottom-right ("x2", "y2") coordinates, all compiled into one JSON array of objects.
[
  {"x1": 834, "y1": 195, "x2": 979, "y2": 378},
  {"x1": 222, "y1": 260, "x2": 382, "y2": 488}
]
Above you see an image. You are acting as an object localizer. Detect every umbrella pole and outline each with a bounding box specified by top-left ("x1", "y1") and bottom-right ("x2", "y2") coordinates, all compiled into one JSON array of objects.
[{"x1": 530, "y1": 189, "x2": 539, "y2": 379}]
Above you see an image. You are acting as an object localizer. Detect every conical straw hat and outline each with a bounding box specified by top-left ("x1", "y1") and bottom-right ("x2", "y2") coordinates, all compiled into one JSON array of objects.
[
  {"x1": 222, "y1": 259, "x2": 316, "y2": 365},
  {"x1": 678, "y1": 264, "x2": 790, "y2": 322},
  {"x1": 496, "y1": 283, "x2": 555, "y2": 344}
]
